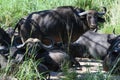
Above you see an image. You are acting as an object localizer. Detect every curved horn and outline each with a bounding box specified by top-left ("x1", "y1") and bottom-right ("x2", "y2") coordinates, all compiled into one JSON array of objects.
[
  {"x1": 24, "y1": 38, "x2": 41, "y2": 43},
  {"x1": 20, "y1": 37, "x2": 54, "y2": 49},
  {"x1": 16, "y1": 44, "x2": 25, "y2": 49},
  {"x1": 16, "y1": 38, "x2": 41, "y2": 49},
  {"x1": 0, "y1": 46, "x2": 8, "y2": 54},
  {"x1": 16, "y1": 37, "x2": 33, "y2": 49},
  {"x1": 78, "y1": 11, "x2": 89, "y2": 16},
  {"x1": 0, "y1": 46, "x2": 6, "y2": 51},
  {"x1": 98, "y1": 7, "x2": 107, "y2": 15}
]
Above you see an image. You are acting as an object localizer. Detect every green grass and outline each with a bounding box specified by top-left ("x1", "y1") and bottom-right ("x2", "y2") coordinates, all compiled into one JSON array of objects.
[
  {"x1": 0, "y1": 0, "x2": 120, "y2": 80},
  {"x1": 0, "y1": 0, "x2": 120, "y2": 34},
  {"x1": 0, "y1": 45, "x2": 48, "y2": 80},
  {"x1": 0, "y1": 59, "x2": 46, "y2": 80},
  {"x1": 14, "y1": 59, "x2": 45, "y2": 80}
]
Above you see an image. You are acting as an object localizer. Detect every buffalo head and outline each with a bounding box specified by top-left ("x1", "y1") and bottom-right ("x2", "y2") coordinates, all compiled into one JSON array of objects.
[
  {"x1": 103, "y1": 35, "x2": 120, "y2": 74},
  {"x1": 78, "y1": 7, "x2": 106, "y2": 30}
]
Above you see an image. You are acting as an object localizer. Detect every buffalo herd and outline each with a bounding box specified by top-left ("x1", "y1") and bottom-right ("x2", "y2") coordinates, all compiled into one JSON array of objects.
[{"x1": 0, "y1": 6, "x2": 120, "y2": 79}]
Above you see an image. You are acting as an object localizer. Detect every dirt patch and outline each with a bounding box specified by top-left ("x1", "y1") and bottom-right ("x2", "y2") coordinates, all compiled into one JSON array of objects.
[{"x1": 50, "y1": 58, "x2": 120, "y2": 80}]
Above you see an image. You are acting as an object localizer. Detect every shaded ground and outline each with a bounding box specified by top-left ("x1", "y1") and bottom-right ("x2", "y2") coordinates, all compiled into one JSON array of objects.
[
  {"x1": 0, "y1": 58, "x2": 120, "y2": 80},
  {"x1": 50, "y1": 58, "x2": 120, "y2": 80}
]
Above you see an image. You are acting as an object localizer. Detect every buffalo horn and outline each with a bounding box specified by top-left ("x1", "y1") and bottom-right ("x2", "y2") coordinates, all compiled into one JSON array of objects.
[
  {"x1": 0, "y1": 46, "x2": 7, "y2": 51},
  {"x1": 78, "y1": 11, "x2": 89, "y2": 16},
  {"x1": 16, "y1": 44, "x2": 25, "y2": 49},
  {"x1": 16, "y1": 38, "x2": 54, "y2": 49}
]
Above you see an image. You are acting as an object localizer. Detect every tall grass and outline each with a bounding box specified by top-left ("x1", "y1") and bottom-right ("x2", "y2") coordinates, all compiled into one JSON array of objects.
[
  {"x1": 0, "y1": 0, "x2": 120, "y2": 34},
  {"x1": 0, "y1": 0, "x2": 120, "y2": 80},
  {"x1": 0, "y1": 44, "x2": 48, "y2": 80},
  {"x1": 100, "y1": 0, "x2": 120, "y2": 34}
]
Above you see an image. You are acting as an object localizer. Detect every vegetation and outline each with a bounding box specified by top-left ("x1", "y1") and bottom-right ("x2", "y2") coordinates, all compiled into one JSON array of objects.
[
  {"x1": 0, "y1": 0, "x2": 120, "y2": 34},
  {"x1": 0, "y1": 0, "x2": 120, "y2": 80}
]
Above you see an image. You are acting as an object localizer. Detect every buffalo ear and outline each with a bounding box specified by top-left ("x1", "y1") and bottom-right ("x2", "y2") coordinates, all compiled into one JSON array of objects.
[{"x1": 98, "y1": 17, "x2": 105, "y2": 23}]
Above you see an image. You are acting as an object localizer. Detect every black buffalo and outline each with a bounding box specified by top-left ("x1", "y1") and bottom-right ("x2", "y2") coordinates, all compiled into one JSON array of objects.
[
  {"x1": 103, "y1": 35, "x2": 120, "y2": 74},
  {"x1": 73, "y1": 31, "x2": 116, "y2": 60},
  {"x1": 0, "y1": 28, "x2": 11, "y2": 69},
  {"x1": 0, "y1": 28, "x2": 52, "y2": 78},
  {"x1": 59, "y1": 31, "x2": 115, "y2": 69},
  {"x1": 14, "y1": 6, "x2": 106, "y2": 45},
  {"x1": 11, "y1": 38, "x2": 69, "y2": 71},
  {"x1": 51, "y1": 31, "x2": 116, "y2": 69}
]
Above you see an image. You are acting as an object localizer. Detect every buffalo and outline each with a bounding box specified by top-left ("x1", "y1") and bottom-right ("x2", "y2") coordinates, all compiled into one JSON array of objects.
[
  {"x1": 10, "y1": 38, "x2": 69, "y2": 72},
  {"x1": 103, "y1": 35, "x2": 120, "y2": 74},
  {"x1": 0, "y1": 28, "x2": 11, "y2": 69},
  {"x1": 70, "y1": 31, "x2": 116, "y2": 60},
  {"x1": 58, "y1": 30, "x2": 116, "y2": 69},
  {"x1": 0, "y1": 37, "x2": 68, "y2": 79},
  {"x1": 14, "y1": 6, "x2": 106, "y2": 45},
  {"x1": 51, "y1": 31, "x2": 116, "y2": 69},
  {"x1": 0, "y1": 27, "x2": 23, "y2": 69}
]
